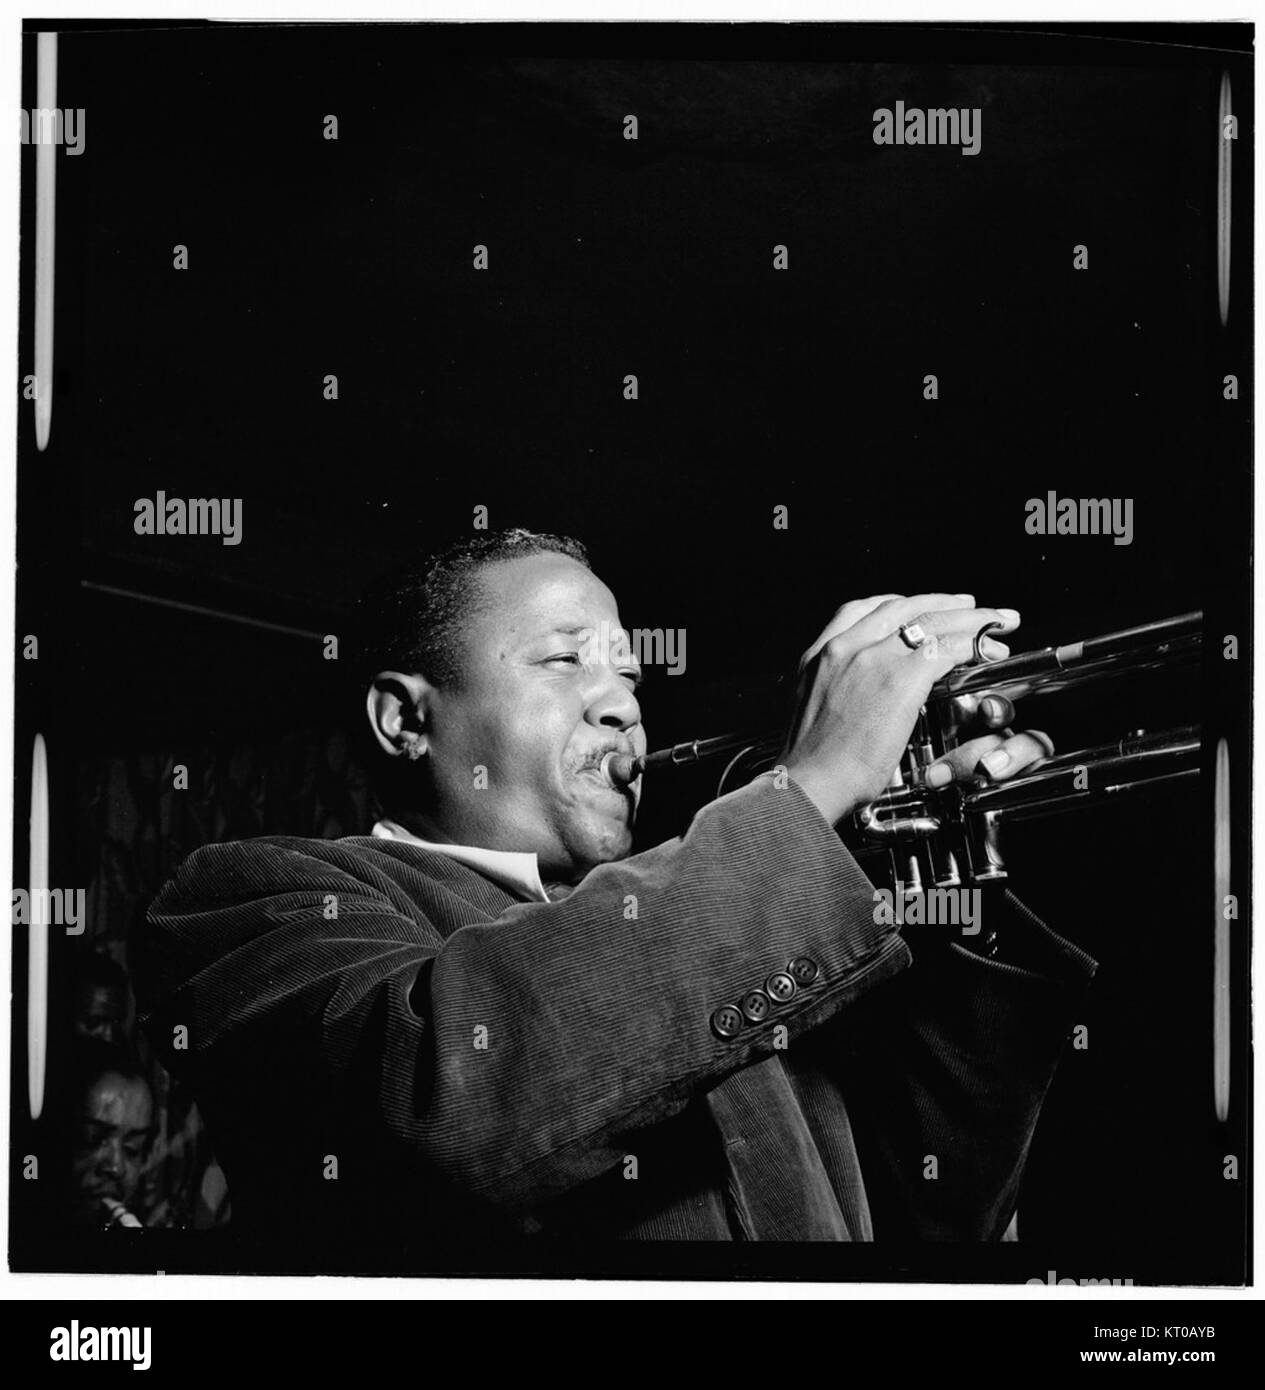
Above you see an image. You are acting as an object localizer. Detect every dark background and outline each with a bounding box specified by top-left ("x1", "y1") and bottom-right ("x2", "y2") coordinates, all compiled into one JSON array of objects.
[{"x1": 12, "y1": 21, "x2": 1253, "y2": 1281}]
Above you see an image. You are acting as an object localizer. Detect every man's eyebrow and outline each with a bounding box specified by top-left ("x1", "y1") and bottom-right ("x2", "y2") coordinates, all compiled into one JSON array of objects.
[{"x1": 535, "y1": 624, "x2": 630, "y2": 639}]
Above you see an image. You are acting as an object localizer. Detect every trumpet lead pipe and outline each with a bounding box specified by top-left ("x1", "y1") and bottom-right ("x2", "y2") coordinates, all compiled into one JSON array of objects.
[{"x1": 637, "y1": 734, "x2": 779, "y2": 773}]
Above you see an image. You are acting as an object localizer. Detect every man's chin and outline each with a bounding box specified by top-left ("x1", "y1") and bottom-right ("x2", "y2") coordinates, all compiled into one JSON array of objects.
[{"x1": 561, "y1": 819, "x2": 634, "y2": 880}]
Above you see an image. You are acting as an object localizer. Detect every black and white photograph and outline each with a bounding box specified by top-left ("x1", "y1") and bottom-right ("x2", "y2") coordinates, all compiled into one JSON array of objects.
[{"x1": 4, "y1": 11, "x2": 1255, "y2": 1319}]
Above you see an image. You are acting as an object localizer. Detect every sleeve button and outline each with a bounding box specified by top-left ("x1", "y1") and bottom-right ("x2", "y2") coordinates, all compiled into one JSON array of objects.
[
  {"x1": 710, "y1": 1004, "x2": 745, "y2": 1039},
  {"x1": 788, "y1": 956, "x2": 820, "y2": 985},
  {"x1": 765, "y1": 971, "x2": 797, "y2": 1003},
  {"x1": 740, "y1": 989, "x2": 771, "y2": 1023}
]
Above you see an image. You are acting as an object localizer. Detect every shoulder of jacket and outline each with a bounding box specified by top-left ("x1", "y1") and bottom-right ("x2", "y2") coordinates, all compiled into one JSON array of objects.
[{"x1": 158, "y1": 834, "x2": 401, "y2": 904}]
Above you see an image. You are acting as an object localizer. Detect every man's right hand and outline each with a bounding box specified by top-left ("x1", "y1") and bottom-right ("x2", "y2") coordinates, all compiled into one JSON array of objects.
[{"x1": 781, "y1": 594, "x2": 1020, "y2": 826}]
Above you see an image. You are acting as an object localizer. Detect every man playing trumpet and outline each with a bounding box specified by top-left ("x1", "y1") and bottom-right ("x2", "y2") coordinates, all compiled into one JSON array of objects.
[{"x1": 140, "y1": 528, "x2": 1094, "y2": 1251}]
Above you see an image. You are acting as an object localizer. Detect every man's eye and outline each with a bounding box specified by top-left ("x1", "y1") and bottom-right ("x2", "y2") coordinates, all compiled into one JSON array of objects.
[
  {"x1": 545, "y1": 653, "x2": 582, "y2": 666},
  {"x1": 620, "y1": 670, "x2": 643, "y2": 689}
]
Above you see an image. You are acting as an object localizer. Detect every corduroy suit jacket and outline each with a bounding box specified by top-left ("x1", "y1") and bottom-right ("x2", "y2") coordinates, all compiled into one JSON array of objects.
[{"x1": 140, "y1": 775, "x2": 1096, "y2": 1250}]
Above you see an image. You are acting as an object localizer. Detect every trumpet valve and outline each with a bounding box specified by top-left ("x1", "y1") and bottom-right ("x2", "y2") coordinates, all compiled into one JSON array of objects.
[
  {"x1": 943, "y1": 694, "x2": 979, "y2": 735},
  {"x1": 930, "y1": 842, "x2": 962, "y2": 889},
  {"x1": 942, "y1": 692, "x2": 1015, "y2": 738},
  {"x1": 897, "y1": 852, "x2": 923, "y2": 901},
  {"x1": 965, "y1": 810, "x2": 1008, "y2": 883}
]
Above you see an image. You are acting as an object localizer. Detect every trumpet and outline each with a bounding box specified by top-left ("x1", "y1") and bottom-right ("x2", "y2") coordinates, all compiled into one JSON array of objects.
[{"x1": 611, "y1": 611, "x2": 1203, "y2": 889}]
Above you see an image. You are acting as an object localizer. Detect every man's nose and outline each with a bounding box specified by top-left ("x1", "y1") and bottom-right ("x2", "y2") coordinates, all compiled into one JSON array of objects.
[
  {"x1": 98, "y1": 1139, "x2": 125, "y2": 1179},
  {"x1": 585, "y1": 668, "x2": 641, "y2": 733}
]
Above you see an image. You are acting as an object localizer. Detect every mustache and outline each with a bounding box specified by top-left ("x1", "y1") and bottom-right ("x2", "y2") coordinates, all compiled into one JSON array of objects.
[{"x1": 79, "y1": 1184, "x2": 124, "y2": 1205}]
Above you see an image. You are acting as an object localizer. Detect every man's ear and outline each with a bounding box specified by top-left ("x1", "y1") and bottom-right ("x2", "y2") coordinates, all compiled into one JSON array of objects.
[{"x1": 366, "y1": 671, "x2": 436, "y2": 760}]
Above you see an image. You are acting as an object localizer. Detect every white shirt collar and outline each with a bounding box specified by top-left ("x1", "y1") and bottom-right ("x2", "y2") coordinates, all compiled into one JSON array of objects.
[{"x1": 371, "y1": 818, "x2": 550, "y2": 903}]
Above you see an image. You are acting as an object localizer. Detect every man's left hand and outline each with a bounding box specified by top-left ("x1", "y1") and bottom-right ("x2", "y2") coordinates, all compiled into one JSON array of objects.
[{"x1": 923, "y1": 727, "x2": 1055, "y2": 789}]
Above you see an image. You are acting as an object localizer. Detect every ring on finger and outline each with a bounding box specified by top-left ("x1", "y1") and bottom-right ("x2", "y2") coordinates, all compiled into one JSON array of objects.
[{"x1": 897, "y1": 621, "x2": 928, "y2": 651}]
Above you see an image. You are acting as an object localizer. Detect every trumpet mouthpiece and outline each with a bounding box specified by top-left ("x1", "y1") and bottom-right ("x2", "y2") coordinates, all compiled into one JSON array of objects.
[
  {"x1": 101, "y1": 1196, "x2": 143, "y2": 1228},
  {"x1": 602, "y1": 752, "x2": 645, "y2": 788}
]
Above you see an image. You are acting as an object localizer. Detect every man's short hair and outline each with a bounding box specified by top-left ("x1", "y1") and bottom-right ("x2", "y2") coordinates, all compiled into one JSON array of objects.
[
  {"x1": 70, "y1": 1040, "x2": 149, "y2": 1101},
  {"x1": 75, "y1": 951, "x2": 128, "y2": 997},
  {"x1": 354, "y1": 527, "x2": 590, "y2": 690}
]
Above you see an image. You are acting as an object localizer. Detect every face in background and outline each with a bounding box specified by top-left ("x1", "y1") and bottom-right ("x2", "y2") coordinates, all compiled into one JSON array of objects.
[
  {"x1": 375, "y1": 552, "x2": 648, "y2": 882},
  {"x1": 69, "y1": 1071, "x2": 153, "y2": 1223},
  {"x1": 74, "y1": 980, "x2": 126, "y2": 1046}
]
